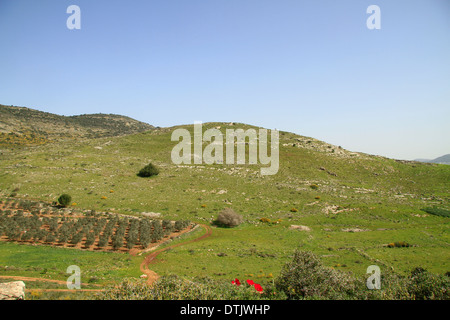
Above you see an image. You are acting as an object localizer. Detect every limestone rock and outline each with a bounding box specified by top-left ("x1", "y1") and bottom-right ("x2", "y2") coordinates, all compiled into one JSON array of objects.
[
  {"x1": 0, "y1": 281, "x2": 26, "y2": 300},
  {"x1": 289, "y1": 225, "x2": 311, "y2": 232}
]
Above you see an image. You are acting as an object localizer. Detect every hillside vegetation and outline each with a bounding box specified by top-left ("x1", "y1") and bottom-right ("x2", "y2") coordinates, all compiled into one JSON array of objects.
[
  {"x1": 0, "y1": 104, "x2": 154, "y2": 146},
  {"x1": 0, "y1": 108, "x2": 449, "y2": 299}
]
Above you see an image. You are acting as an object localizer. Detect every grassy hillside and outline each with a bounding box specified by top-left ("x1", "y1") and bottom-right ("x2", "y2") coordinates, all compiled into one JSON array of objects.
[
  {"x1": 1, "y1": 120, "x2": 448, "y2": 290},
  {"x1": 0, "y1": 104, "x2": 154, "y2": 146}
]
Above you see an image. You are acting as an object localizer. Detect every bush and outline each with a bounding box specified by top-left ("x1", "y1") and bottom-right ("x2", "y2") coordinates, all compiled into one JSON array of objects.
[
  {"x1": 58, "y1": 194, "x2": 72, "y2": 207},
  {"x1": 137, "y1": 163, "x2": 159, "y2": 178},
  {"x1": 421, "y1": 207, "x2": 450, "y2": 218},
  {"x1": 215, "y1": 208, "x2": 243, "y2": 228},
  {"x1": 275, "y1": 250, "x2": 364, "y2": 300},
  {"x1": 407, "y1": 267, "x2": 450, "y2": 300},
  {"x1": 99, "y1": 275, "x2": 276, "y2": 300},
  {"x1": 387, "y1": 241, "x2": 411, "y2": 248}
]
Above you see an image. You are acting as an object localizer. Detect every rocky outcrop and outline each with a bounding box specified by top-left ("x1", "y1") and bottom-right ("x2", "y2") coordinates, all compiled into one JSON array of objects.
[{"x1": 0, "y1": 281, "x2": 26, "y2": 300}]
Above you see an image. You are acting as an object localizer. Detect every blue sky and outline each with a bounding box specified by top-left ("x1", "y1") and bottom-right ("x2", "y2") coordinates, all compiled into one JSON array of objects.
[{"x1": 0, "y1": 0, "x2": 449, "y2": 160}]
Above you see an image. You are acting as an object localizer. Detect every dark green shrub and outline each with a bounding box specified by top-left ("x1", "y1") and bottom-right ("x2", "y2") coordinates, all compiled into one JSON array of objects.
[
  {"x1": 162, "y1": 220, "x2": 173, "y2": 234},
  {"x1": 85, "y1": 232, "x2": 95, "y2": 247},
  {"x1": 139, "y1": 219, "x2": 152, "y2": 248},
  {"x1": 151, "y1": 220, "x2": 163, "y2": 242},
  {"x1": 394, "y1": 241, "x2": 411, "y2": 248},
  {"x1": 98, "y1": 235, "x2": 108, "y2": 248},
  {"x1": 71, "y1": 232, "x2": 83, "y2": 245},
  {"x1": 57, "y1": 194, "x2": 72, "y2": 207},
  {"x1": 45, "y1": 233, "x2": 56, "y2": 243},
  {"x1": 274, "y1": 250, "x2": 364, "y2": 300},
  {"x1": 112, "y1": 238, "x2": 123, "y2": 250},
  {"x1": 421, "y1": 207, "x2": 450, "y2": 218},
  {"x1": 137, "y1": 163, "x2": 159, "y2": 178}
]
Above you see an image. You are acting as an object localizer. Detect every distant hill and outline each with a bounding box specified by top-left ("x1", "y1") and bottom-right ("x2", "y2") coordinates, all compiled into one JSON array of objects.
[
  {"x1": 414, "y1": 154, "x2": 450, "y2": 165},
  {"x1": 0, "y1": 104, "x2": 154, "y2": 145}
]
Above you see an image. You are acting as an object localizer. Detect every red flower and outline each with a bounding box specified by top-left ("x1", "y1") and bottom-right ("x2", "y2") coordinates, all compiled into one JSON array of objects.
[
  {"x1": 254, "y1": 283, "x2": 263, "y2": 293},
  {"x1": 246, "y1": 279, "x2": 255, "y2": 286},
  {"x1": 232, "y1": 278, "x2": 241, "y2": 286}
]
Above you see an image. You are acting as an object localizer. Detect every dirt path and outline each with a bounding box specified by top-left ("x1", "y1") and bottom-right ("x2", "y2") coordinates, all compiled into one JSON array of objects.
[{"x1": 140, "y1": 224, "x2": 212, "y2": 285}]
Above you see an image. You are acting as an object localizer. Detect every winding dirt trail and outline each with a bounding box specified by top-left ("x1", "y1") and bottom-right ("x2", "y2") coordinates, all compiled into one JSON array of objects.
[{"x1": 140, "y1": 224, "x2": 212, "y2": 285}]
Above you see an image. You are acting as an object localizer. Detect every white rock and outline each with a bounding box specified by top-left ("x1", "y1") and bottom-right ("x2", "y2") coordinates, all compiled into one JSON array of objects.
[
  {"x1": 289, "y1": 225, "x2": 311, "y2": 232},
  {"x1": 0, "y1": 281, "x2": 26, "y2": 300}
]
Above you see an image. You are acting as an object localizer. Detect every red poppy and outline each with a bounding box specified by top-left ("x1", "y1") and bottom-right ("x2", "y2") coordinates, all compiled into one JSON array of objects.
[
  {"x1": 232, "y1": 278, "x2": 241, "y2": 286},
  {"x1": 246, "y1": 279, "x2": 255, "y2": 286},
  {"x1": 254, "y1": 283, "x2": 263, "y2": 293}
]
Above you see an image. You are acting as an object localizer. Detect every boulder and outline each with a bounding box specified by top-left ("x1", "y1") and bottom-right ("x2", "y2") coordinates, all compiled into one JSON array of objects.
[
  {"x1": 289, "y1": 225, "x2": 311, "y2": 232},
  {"x1": 141, "y1": 212, "x2": 161, "y2": 218},
  {"x1": 0, "y1": 281, "x2": 26, "y2": 300}
]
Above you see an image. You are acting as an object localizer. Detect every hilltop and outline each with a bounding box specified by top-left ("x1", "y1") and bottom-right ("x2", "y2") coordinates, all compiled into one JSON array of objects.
[
  {"x1": 415, "y1": 154, "x2": 450, "y2": 165},
  {"x1": 0, "y1": 104, "x2": 154, "y2": 145}
]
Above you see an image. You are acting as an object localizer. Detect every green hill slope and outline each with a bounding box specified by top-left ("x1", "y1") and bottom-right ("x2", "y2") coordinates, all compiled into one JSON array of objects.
[
  {"x1": 0, "y1": 104, "x2": 154, "y2": 145},
  {"x1": 0, "y1": 121, "x2": 449, "y2": 281}
]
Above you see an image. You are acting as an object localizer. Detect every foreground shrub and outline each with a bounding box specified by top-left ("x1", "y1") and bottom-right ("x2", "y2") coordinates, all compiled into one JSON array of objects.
[
  {"x1": 275, "y1": 250, "x2": 366, "y2": 300},
  {"x1": 98, "y1": 275, "x2": 277, "y2": 300},
  {"x1": 275, "y1": 250, "x2": 449, "y2": 300},
  {"x1": 407, "y1": 267, "x2": 450, "y2": 300},
  {"x1": 215, "y1": 208, "x2": 243, "y2": 228},
  {"x1": 137, "y1": 162, "x2": 159, "y2": 178}
]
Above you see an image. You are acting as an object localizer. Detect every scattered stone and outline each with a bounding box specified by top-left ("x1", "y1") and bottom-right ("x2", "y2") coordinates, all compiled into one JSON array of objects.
[{"x1": 341, "y1": 228, "x2": 369, "y2": 233}]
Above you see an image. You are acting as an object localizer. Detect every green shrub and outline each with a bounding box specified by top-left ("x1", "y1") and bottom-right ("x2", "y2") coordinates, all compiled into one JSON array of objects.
[
  {"x1": 137, "y1": 162, "x2": 159, "y2": 178},
  {"x1": 420, "y1": 207, "x2": 450, "y2": 218},
  {"x1": 394, "y1": 241, "x2": 411, "y2": 248},
  {"x1": 274, "y1": 250, "x2": 365, "y2": 300},
  {"x1": 57, "y1": 194, "x2": 72, "y2": 207},
  {"x1": 99, "y1": 275, "x2": 277, "y2": 300},
  {"x1": 407, "y1": 267, "x2": 450, "y2": 300}
]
